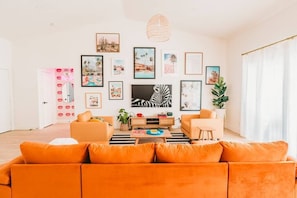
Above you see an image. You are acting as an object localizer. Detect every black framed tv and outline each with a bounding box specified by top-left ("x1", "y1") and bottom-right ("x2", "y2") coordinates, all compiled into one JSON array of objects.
[{"x1": 131, "y1": 84, "x2": 172, "y2": 107}]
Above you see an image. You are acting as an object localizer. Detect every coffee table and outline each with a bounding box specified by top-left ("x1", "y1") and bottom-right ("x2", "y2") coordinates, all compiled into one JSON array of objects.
[{"x1": 130, "y1": 129, "x2": 172, "y2": 145}]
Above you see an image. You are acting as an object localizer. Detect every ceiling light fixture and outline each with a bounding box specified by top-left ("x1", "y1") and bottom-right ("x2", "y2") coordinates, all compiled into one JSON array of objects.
[{"x1": 146, "y1": 14, "x2": 171, "y2": 42}]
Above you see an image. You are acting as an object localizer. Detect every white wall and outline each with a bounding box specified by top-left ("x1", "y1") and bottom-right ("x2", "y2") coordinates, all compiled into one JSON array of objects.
[
  {"x1": 10, "y1": 17, "x2": 226, "y2": 129},
  {"x1": 226, "y1": 3, "x2": 297, "y2": 133},
  {"x1": 0, "y1": 38, "x2": 13, "y2": 132}
]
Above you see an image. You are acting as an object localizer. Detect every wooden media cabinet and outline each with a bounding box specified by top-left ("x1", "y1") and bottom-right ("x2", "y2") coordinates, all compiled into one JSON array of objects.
[{"x1": 130, "y1": 116, "x2": 175, "y2": 131}]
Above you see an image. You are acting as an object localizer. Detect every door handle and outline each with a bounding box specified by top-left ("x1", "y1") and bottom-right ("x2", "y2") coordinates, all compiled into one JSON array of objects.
[{"x1": 43, "y1": 101, "x2": 48, "y2": 104}]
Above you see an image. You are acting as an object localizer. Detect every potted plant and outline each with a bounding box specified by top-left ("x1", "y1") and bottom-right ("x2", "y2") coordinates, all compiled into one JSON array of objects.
[
  {"x1": 117, "y1": 108, "x2": 131, "y2": 131},
  {"x1": 211, "y1": 76, "x2": 229, "y2": 119}
]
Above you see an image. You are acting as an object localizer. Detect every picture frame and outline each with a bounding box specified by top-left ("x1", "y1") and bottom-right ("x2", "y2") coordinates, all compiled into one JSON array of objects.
[
  {"x1": 185, "y1": 52, "x2": 203, "y2": 75},
  {"x1": 161, "y1": 50, "x2": 178, "y2": 76},
  {"x1": 180, "y1": 80, "x2": 202, "y2": 111},
  {"x1": 81, "y1": 55, "x2": 104, "y2": 87},
  {"x1": 96, "y1": 33, "x2": 120, "y2": 53},
  {"x1": 133, "y1": 47, "x2": 156, "y2": 79},
  {"x1": 205, "y1": 66, "x2": 220, "y2": 85},
  {"x1": 111, "y1": 58, "x2": 125, "y2": 76},
  {"x1": 85, "y1": 92, "x2": 102, "y2": 109},
  {"x1": 108, "y1": 81, "x2": 123, "y2": 100}
]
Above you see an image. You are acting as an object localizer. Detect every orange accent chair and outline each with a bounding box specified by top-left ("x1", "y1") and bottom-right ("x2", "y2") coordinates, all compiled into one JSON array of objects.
[
  {"x1": 70, "y1": 111, "x2": 114, "y2": 144},
  {"x1": 181, "y1": 109, "x2": 224, "y2": 140}
]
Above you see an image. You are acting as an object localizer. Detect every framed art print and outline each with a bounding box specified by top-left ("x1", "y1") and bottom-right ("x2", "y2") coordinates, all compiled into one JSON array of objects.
[
  {"x1": 108, "y1": 81, "x2": 123, "y2": 100},
  {"x1": 111, "y1": 58, "x2": 125, "y2": 76},
  {"x1": 96, "y1": 33, "x2": 120, "y2": 53},
  {"x1": 206, "y1": 66, "x2": 220, "y2": 85},
  {"x1": 180, "y1": 80, "x2": 202, "y2": 111},
  {"x1": 85, "y1": 92, "x2": 102, "y2": 109},
  {"x1": 81, "y1": 55, "x2": 104, "y2": 87},
  {"x1": 161, "y1": 50, "x2": 178, "y2": 76},
  {"x1": 185, "y1": 52, "x2": 203, "y2": 75},
  {"x1": 133, "y1": 47, "x2": 156, "y2": 79}
]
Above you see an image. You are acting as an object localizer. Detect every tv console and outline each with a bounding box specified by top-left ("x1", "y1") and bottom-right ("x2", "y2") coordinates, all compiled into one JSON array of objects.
[{"x1": 130, "y1": 116, "x2": 175, "y2": 131}]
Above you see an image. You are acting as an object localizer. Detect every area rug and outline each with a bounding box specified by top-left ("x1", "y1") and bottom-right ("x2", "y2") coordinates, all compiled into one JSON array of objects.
[{"x1": 109, "y1": 132, "x2": 190, "y2": 145}]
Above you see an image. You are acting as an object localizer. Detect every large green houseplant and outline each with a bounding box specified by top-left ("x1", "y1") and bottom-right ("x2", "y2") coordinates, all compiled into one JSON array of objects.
[
  {"x1": 117, "y1": 108, "x2": 131, "y2": 131},
  {"x1": 211, "y1": 77, "x2": 229, "y2": 119}
]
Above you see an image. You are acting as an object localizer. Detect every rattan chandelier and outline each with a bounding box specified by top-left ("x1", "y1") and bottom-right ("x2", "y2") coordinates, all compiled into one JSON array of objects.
[{"x1": 146, "y1": 14, "x2": 171, "y2": 42}]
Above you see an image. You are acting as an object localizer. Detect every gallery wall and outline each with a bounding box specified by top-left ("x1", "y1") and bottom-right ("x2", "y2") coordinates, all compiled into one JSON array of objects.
[{"x1": 10, "y1": 17, "x2": 227, "y2": 130}]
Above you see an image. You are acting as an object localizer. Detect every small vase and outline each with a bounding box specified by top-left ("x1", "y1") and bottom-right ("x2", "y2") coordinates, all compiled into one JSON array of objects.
[{"x1": 120, "y1": 123, "x2": 129, "y2": 131}]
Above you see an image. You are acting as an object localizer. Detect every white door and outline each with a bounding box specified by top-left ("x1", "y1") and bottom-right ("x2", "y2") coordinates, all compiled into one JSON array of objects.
[
  {"x1": 38, "y1": 69, "x2": 55, "y2": 128},
  {"x1": 0, "y1": 69, "x2": 12, "y2": 133}
]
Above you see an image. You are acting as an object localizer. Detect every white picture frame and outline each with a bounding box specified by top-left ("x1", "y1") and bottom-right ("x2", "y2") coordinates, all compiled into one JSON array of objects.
[
  {"x1": 161, "y1": 50, "x2": 178, "y2": 76},
  {"x1": 85, "y1": 92, "x2": 102, "y2": 109},
  {"x1": 111, "y1": 58, "x2": 125, "y2": 76}
]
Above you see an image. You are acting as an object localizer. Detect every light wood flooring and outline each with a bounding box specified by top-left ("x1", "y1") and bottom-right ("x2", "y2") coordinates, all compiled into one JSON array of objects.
[{"x1": 0, "y1": 123, "x2": 246, "y2": 164}]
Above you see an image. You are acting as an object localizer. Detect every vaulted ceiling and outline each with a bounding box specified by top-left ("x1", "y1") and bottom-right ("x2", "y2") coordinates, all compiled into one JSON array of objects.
[{"x1": 0, "y1": 0, "x2": 296, "y2": 40}]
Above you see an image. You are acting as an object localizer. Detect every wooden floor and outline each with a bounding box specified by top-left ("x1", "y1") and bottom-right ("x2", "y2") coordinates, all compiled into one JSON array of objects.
[{"x1": 0, "y1": 123, "x2": 246, "y2": 164}]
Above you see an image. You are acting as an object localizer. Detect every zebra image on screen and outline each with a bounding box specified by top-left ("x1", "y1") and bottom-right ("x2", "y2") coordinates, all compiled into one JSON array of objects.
[{"x1": 131, "y1": 84, "x2": 172, "y2": 107}]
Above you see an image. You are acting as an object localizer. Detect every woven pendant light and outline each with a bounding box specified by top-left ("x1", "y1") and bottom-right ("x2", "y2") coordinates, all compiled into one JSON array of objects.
[{"x1": 146, "y1": 14, "x2": 171, "y2": 42}]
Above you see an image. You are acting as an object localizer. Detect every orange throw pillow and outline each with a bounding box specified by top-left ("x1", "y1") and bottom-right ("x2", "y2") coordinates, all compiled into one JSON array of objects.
[
  {"x1": 20, "y1": 142, "x2": 89, "y2": 164},
  {"x1": 220, "y1": 141, "x2": 288, "y2": 162},
  {"x1": 88, "y1": 143, "x2": 155, "y2": 163},
  {"x1": 155, "y1": 143, "x2": 223, "y2": 163}
]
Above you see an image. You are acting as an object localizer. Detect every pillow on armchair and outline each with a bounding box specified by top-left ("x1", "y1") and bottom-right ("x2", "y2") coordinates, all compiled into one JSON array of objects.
[{"x1": 200, "y1": 109, "x2": 216, "y2": 118}]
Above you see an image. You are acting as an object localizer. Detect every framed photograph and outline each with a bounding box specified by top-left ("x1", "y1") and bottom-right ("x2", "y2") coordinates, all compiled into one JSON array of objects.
[
  {"x1": 185, "y1": 52, "x2": 203, "y2": 75},
  {"x1": 131, "y1": 84, "x2": 172, "y2": 107},
  {"x1": 180, "y1": 80, "x2": 202, "y2": 111},
  {"x1": 161, "y1": 50, "x2": 178, "y2": 76},
  {"x1": 81, "y1": 55, "x2": 104, "y2": 87},
  {"x1": 133, "y1": 47, "x2": 156, "y2": 79},
  {"x1": 111, "y1": 58, "x2": 125, "y2": 76},
  {"x1": 206, "y1": 66, "x2": 220, "y2": 85},
  {"x1": 96, "y1": 33, "x2": 120, "y2": 53},
  {"x1": 108, "y1": 81, "x2": 123, "y2": 100},
  {"x1": 85, "y1": 92, "x2": 102, "y2": 109}
]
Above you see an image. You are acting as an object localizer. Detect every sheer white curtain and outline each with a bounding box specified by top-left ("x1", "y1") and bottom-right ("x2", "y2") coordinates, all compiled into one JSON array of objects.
[{"x1": 241, "y1": 37, "x2": 297, "y2": 157}]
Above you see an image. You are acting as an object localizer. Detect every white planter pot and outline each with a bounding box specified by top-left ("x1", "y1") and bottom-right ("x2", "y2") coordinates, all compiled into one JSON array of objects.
[{"x1": 215, "y1": 109, "x2": 226, "y2": 119}]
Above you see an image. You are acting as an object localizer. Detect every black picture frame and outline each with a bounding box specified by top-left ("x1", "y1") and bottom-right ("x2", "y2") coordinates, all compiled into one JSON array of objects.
[
  {"x1": 81, "y1": 55, "x2": 104, "y2": 87},
  {"x1": 205, "y1": 66, "x2": 220, "y2": 85},
  {"x1": 133, "y1": 47, "x2": 156, "y2": 79},
  {"x1": 180, "y1": 80, "x2": 202, "y2": 111}
]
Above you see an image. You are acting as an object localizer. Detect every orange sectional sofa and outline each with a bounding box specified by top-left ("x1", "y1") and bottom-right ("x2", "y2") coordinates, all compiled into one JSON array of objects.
[{"x1": 0, "y1": 140, "x2": 296, "y2": 198}]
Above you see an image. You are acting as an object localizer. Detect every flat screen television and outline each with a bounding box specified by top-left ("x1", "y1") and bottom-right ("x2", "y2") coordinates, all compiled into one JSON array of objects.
[{"x1": 131, "y1": 84, "x2": 172, "y2": 107}]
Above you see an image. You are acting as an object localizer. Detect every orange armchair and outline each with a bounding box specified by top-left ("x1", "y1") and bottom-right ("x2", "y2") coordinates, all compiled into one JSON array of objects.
[
  {"x1": 181, "y1": 109, "x2": 224, "y2": 140},
  {"x1": 70, "y1": 111, "x2": 114, "y2": 144}
]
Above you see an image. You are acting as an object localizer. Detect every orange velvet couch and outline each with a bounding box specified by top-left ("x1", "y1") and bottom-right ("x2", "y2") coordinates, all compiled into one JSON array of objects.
[
  {"x1": 70, "y1": 110, "x2": 114, "y2": 143},
  {"x1": 0, "y1": 140, "x2": 296, "y2": 198}
]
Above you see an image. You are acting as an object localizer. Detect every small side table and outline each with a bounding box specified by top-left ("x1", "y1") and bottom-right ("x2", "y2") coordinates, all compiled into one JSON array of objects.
[{"x1": 198, "y1": 127, "x2": 214, "y2": 140}]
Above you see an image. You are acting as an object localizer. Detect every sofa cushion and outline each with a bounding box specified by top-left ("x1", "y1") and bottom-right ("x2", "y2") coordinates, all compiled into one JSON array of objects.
[
  {"x1": 200, "y1": 109, "x2": 216, "y2": 118},
  {"x1": 0, "y1": 156, "x2": 24, "y2": 185},
  {"x1": 77, "y1": 111, "x2": 92, "y2": 122},
  {"x1": 88, "y1": 143, "x2": 155, "y2": 163},
  {"x1": 155, "y1": 143, "x2": 223, "y2": 163},
  {"x1": 20, "y1": 142, "x2": 89, "y2": 164},
  {"x1": 220, "y1": 141, "x2": 288, "y2": 162}
]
